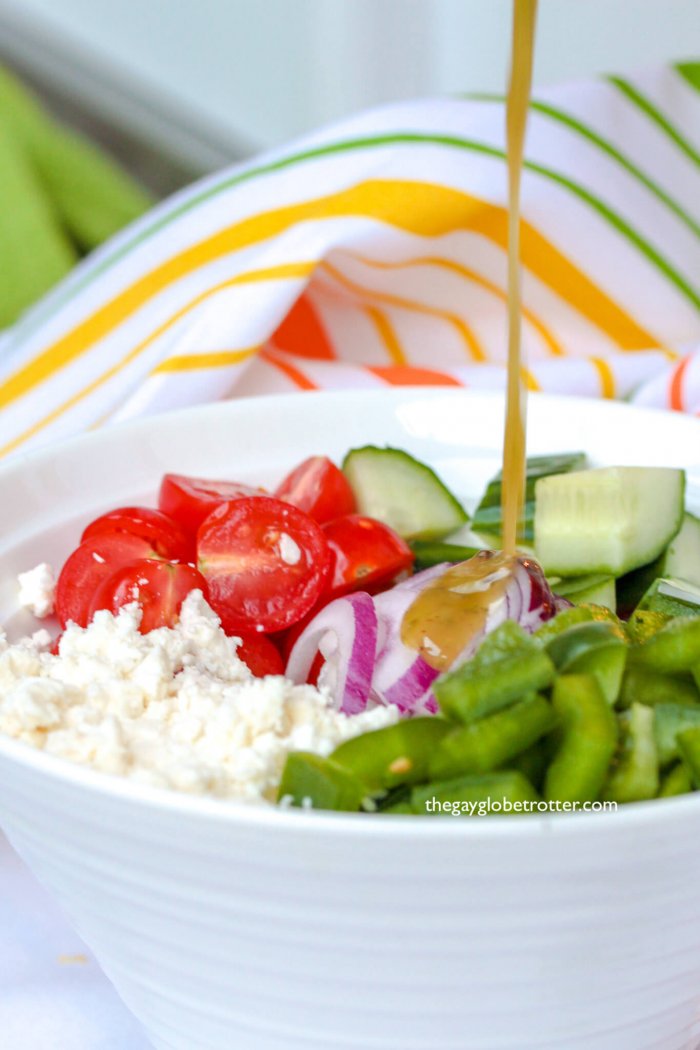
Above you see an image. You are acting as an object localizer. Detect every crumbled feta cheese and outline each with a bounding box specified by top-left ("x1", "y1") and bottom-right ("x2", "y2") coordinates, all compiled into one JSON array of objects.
[
  {"x1": 0, "y1": 591, "x2": 397, "y2": 802},
  {"x1": 17, "y1": 563, "x2": 56, "y2": 618},
  {"x1": 278, "y1": 532, "x2": 302, "y2": 565}
]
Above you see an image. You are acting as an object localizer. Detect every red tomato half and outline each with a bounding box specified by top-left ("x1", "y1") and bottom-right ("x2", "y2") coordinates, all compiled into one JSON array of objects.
[
  {"x1": 235, "y1": 633, "x2": 285, "y2": 677},
  {"x1": 275, "y1": 456, "x2": 356, "y2": 524},
  {"x1": 55, "y1": 533, "x2": 159, "y2": 628},
  {"x1": 82, "y1": 506, "x2": 193, "y2": 561},
  {"x1": 197, "y1": 496, "x2": 332, "y2": 633},
  {"x1": 159, "y1": 474, "x2": 266, "y2": 536},
  {"x1": 323, "y1": 514, "x2": 414, "y2": 596},
  {"x1": 89, "y1": 559, "x2": 207, "y2": 633}
]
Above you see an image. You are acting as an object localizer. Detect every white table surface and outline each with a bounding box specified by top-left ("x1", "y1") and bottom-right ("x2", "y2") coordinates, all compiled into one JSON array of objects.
[{"x1": 0, "y1": 832, "x2": 149, "y2": 1049}]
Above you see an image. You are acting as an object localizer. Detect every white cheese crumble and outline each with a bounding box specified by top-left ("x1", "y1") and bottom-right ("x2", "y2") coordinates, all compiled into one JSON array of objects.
[
  {"x1": 0, "y1": 591, "x2": 396, "y2": 802},
  {"x1": 17, "y1": 563, "x2": 56, "y2": 618}
]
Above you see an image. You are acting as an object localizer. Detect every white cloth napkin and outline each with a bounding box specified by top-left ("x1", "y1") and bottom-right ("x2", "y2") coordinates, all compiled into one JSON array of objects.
[
  {"x1": 0, "y1": 834, "x2": 149, "y2": 1049},
  {"x1": 0, "y1": 64, "x2": 698, "y2": 462}
]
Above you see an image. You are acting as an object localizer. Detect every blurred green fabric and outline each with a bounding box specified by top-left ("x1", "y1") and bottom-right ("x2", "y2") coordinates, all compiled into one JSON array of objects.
[{"x1": 0, "y1": 65, "x2": 153, "y2": 329}]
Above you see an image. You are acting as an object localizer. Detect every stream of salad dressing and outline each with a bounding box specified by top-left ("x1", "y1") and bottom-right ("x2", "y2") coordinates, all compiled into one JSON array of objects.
[
  {"x1": 400, "y1": 0, "x2": 538, "y2": 670},
  {"x1": 502, "y1": 0, "x2": 538, "y2": 556}
]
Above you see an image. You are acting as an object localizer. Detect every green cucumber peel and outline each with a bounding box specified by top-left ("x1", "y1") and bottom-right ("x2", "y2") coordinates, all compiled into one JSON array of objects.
[
  {"x1": 473, "y1": 451, "x2": 586, "y2": 543},
  {"x1": 342, "y1": 445, "x2": 468, "y2": 541},
  {"x1": 535, "y1": 466, "x2": 686, "y2": 577}
]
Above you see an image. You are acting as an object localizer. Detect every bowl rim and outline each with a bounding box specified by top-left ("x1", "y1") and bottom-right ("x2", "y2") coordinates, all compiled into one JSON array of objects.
[
  {"x1": 2, "y1": 725, "x2": 699, "y2": 839},
  {"x1": 2, "y1": 387, "x2": 699, "y2": 842},
  {"x1": 6, "y1": 385, "x2": 700, "y2": 479}
]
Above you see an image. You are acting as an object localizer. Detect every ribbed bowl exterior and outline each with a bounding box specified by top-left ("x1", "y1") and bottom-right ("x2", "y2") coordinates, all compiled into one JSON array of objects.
[{"x1": 2, "y1": 744, "x2": 700, "y2": 1050}]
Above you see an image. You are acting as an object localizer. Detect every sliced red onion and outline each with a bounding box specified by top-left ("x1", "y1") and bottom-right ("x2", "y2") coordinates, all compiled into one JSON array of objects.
[
  {"x1": 419, "y1": 694, "x2": 439, "y2": 715},
  {"x1": 448, "y1": 555, "x2": 556, "y2": 668},
  {"x1": 373, "y1": 564, "x2": 451, "y2": 656},
  {"x1": 375, "y1": 651, "x2": 440, "y2": 714},
  {"x1": 286, "y1": 554, "x2": 557, "y2": 719},
  {"x1": 370, "y1": 567, "x2": 452, "y2": 713},
  {"x1": 286, "y1": 592, "x2": 377, "y2": 715},
  {"x1": 515, "y1": 557, "x2": 557, "y2": 631},
  {"x1": 390, "y1": 563, "x2": 451, "y2": 593}
]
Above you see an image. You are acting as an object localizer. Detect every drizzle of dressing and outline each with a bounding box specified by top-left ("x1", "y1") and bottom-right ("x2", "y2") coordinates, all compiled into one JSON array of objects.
[
  {"x1": 400, "y1": 1, "x2": 538, "y2": 662},
  {"x1": 400, "y1": 551, "x2": 518, "y2": 671},
  {"x1": 502, "y1": 0, "x2": 538, "y2": 556}
]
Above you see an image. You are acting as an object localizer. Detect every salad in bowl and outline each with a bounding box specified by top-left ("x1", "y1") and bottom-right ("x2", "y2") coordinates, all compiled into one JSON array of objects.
[
  {"x1": 2, "y1": 389, "x2": 700, "y2": 1050},
  {"x1": 5, "y1": 396, "x2": 700, "y2": 818}
]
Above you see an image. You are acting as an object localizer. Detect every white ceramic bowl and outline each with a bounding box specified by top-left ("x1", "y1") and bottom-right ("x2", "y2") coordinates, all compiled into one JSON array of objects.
[{"x1": 2, "y1": 389, "x2": 700, "y2": 1050}]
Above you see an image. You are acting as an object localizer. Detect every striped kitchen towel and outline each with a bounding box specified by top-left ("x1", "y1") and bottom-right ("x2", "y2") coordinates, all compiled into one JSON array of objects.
[{"x1": 0, "y1": 61, "x2": 698, "y2": 458}]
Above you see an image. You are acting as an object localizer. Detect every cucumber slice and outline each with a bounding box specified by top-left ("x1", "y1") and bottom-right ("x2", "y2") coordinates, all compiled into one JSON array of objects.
[
  {"x1": 553, "y1": 574, "x2": 616, "y2": 611},
  {"x1": 534, "y1": 467, "x2": 685, "y2": 577},
  {"x1": 342, "y1": 446, "x2": 468, "y2": 541},
  {"x1": 617, "y1": 513, "x2": 700, "y2": 615},
  {"x1": 473, "y1": 451, "x2": 586, "y2": 543},
  {"x1": 665, "y1": 513, "x2": 700, "y2": 587},
  {"x1": 634, "y1": 577, "x2": 700, "y2": 619},
  {"x1": 410, "y1": 540, "x2": 482, "y2": 570},
  {"x1": 445, "y1": 523, "x2": 535, "y2": 556},
  {"x1": 626, "y1": 578, "x2": 700, "y2": 646}
]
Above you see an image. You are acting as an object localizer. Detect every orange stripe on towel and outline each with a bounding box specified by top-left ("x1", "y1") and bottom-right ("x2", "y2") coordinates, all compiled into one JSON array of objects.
[
  {"x1": 669, "y1": 354, "x2": 692, "y2": 411},
  {"x1": 260, "y1": 349, "x2": 319, "y2": 390},
  {"x1": 367, "y1": 365, "x2": 463, "y2": 387}
]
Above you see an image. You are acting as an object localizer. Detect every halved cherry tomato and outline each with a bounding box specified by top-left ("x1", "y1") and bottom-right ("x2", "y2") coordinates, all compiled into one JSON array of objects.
[
  {"x1": 307, "y1": 650, "x2": 326, "y2": 687},
  {"x1": 235, "y1": 633, "x2": 285, "y2": 677},
  {"x1": 89, "y1": 559, "x2": 207, "y2": 633},
  {"x1": 55, "y1": 533, "x2": 159, "y2": 628},
  {"x1": 275, "y1": 456, "x2": 356, "y2": 524},
  {"x1": 82, "y1": 506, "x2": 193, "y2": 561},
  {"x1": 159, "y1": 474, "x2": 266, "y2": 536},
  {"x1": 323, "y1": 514, "x2": 414, "y2": 596},
  {"x1": 197, "y1": 496, "x2": 332, "y2": 633}
]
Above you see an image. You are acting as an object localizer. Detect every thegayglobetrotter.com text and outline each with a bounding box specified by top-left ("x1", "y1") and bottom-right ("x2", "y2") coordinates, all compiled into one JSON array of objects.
[{"x1": 424, "y1": 798, "x2": 618, "y2": 816}]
